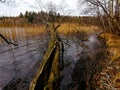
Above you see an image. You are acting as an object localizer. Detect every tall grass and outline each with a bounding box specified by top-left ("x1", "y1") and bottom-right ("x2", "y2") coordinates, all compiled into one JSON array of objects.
[
  {"x1": 58, "y1": 23, "x2": 99, "y2": 35},
  {"x1": 0, "y1": 23, "x2": 100, "y2": 42}
]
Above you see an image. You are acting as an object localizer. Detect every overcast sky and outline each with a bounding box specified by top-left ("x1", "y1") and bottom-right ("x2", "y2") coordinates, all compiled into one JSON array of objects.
[{"x1": 0, "y1": 0, "x2": 84, "y2": 16}]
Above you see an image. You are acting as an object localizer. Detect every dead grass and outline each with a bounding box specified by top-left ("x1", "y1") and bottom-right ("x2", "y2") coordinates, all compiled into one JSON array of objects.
[
  {"x1": 0, "y1": 25, "x2": 46, "y2": 41},
  {"x1": 24, "y1": 26, "x2": 46, "y2": 37},
  {"x1": 0, "y1": 23, "x2": 100, "y2": 41},
  {"x1": 101, "y1": 33, "x2": 120, "y2": 89},
  {"x1": 58, "y1": 23, "x2": 99, "y2": 35},
  {"x1": 101, "y1": 33, "x2": 120, "y2": 61}
]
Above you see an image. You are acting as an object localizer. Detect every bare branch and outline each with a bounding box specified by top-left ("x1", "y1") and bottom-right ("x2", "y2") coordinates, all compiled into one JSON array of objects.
[{"x1": 0, "y1": 34, "x2": 18, "y2": 46}]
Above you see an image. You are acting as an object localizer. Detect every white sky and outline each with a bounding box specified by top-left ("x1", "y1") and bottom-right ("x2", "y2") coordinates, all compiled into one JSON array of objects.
[{"x1": 0, "y1": 0, "x2": 83, "y2": 16}]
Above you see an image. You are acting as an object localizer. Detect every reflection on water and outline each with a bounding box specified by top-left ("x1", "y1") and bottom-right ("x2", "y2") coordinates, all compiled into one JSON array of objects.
[
  {"x1": 0, "y1": 28, "x2": 49, "y2": 89},
  {"x1": 0, "y1": 28, "x2": 102, "y2": 90},
  {"x1": 60, "y1": 33, "x2": 103, "y2": 90}
]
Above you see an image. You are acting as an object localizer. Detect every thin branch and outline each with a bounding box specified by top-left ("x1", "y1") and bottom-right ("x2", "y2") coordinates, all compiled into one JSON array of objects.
[
  {"x1": 54, "y1": 24, "x2": 60, "y2": 30},
  {"x1": 0, "y1": 34, "x2": 18, "y2": 46}
]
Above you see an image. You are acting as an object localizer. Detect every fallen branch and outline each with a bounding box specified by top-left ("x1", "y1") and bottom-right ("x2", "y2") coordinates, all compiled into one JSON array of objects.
[
  {"x1": 29, "y1": 24, "x2": 63, "y2": 90},
  {"x1": 0, "y1": 33, "x2": 18, "y2": 46}
]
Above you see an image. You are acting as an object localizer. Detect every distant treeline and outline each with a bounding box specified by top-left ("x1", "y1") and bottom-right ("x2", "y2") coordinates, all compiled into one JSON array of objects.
[{"x1": 0, "y1": 11, "x2": 100, "y2": 27}]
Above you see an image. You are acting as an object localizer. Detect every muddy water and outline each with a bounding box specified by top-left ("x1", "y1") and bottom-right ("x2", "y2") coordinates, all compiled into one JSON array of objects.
[{"x1": 0, "y1": 28, "x2": 102, "y2": 90}]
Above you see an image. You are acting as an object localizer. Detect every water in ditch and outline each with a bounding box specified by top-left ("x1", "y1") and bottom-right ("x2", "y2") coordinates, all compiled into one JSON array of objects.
[{"x1": 0, "y1": 28, "x2": 103, "y2": 90}]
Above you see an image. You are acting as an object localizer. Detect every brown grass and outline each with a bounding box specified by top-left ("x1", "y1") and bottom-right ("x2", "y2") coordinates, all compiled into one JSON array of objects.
[
  {"x1": 101, "y1": 32, "x2": 120, "y2": 88},
  {"x1": 58, "y1": 23, "x2": 99, "y2": 35},
  {"x1": 101, "y1": 33, "x2": 120, "y2": 61},
  {"x1": 0, "y1": 25, "x2": 46, "y2": 41},
  {"x1": 0, "y1": 23, "x2": 100, "y2": 41},
  {"x1": 24, "y1": 26, "x2": 46, "y2": 36}
]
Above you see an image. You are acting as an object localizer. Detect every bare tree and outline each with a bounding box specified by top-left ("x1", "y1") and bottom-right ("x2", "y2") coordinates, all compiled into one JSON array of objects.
[{"x1": 78, "y1": 0, "x2": 120, "y2": 35}]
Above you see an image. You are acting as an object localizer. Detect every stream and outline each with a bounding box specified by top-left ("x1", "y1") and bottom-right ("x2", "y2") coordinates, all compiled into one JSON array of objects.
[{"x1": 0, "y1": 28, "x2": 104, "y2": 90}]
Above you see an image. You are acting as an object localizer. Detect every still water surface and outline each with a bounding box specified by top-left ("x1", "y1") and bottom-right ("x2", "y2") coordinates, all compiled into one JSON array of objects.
[{"x1": 0, "y1": 28, "x2": 101, "y2": 90}]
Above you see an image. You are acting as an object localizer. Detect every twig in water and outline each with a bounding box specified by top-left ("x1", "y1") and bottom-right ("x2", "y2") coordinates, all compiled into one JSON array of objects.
[{"x1": 0, "y1": 33, "x2": 18, "y2": 46}]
